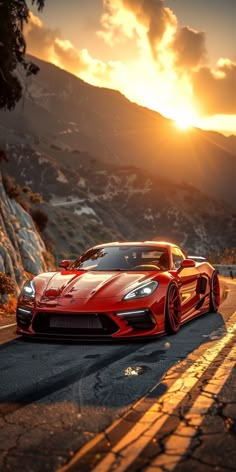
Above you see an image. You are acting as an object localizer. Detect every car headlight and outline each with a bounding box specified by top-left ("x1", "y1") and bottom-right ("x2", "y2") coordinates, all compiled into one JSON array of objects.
[
  {"x1": 123, "y1": 280, "x2": 158, "y2": 300},
  {"x1": 21, "y1": 280, "x2": 36, "y2": 299}
]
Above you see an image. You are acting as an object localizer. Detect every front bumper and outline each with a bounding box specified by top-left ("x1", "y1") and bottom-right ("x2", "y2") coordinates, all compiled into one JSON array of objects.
[{"x1": 16, "y1": 306, "x2": 163, "y2": 339}]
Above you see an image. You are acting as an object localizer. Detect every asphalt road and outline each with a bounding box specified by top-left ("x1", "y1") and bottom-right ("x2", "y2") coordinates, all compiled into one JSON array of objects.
[{"x1": 0, "y1": 278, "x2": 235, "y2": 472}]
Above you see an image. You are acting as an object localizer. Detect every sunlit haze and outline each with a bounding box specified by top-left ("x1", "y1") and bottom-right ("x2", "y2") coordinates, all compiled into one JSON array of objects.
[{"x1": 27, "y1": 0, "x2": 236, "y2": 136}]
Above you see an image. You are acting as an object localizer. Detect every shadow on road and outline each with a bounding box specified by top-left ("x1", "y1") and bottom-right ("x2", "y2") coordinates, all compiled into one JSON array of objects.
[{"x1": 0, "y1": 310, "x2": 226, "y2": 414}]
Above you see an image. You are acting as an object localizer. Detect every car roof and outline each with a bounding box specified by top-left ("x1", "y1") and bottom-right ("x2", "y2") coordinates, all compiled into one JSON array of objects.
[{"x1": 92, "y1": 241, "x2": 178, "y2": 250}]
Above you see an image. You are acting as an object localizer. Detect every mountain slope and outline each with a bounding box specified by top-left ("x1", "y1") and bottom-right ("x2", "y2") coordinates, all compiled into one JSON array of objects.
[
  {"x1": 2, "y1": 144, "x2": 235, "y2": 259},
  {"x1": 0, "y1": 56, "x2": 236, "y2": 207}
]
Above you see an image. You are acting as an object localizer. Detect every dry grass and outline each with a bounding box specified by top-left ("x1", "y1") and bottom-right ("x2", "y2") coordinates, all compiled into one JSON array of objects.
[{"x1": 1, "y1": 295, "x2": 17, "y2": 314}]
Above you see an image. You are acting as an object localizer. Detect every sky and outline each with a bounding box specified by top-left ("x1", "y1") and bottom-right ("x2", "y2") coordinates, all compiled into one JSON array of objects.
[{"x1": 27, "y1": 0, "x2": 236, "y2": 135}]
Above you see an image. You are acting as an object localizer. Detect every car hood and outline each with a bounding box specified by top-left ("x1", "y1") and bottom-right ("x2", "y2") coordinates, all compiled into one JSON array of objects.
[{"x1": 37, "y1": 270, "x2": 157, "y2": 301}]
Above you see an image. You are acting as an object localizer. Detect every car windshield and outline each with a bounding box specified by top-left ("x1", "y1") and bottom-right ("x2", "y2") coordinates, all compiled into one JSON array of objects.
[{"x1": 70, "y1": 246, "x2": 169, "y2": 271}]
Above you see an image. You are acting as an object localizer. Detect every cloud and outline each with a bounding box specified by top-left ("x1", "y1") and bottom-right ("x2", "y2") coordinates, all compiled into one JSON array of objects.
[
  {"x1": 122, "y1": 0, "x2": 177, "y2": 58},
  {"x1": 99, "y1": 0, "x2": 177, "y2": 59},
  {"x1": 53, "y1": 38, "x2": 87, "y2": 72},
  {"x1": 97, "y1": 0, "x2": 209, "y2": 118},
  {"x1": 192, "y1": 59, "x2": 236, "y2": 115},
  {"x1": 99, "y1": 0, "x2": 236, "y2": 120},
  {"x1": 172, "y1": 26, "x2": 207, "y2": 68},
  {"x1": 25, "y1": 13, "x2": 124, "y2": 88},
  {"x1": 25, "y1": 6, "x2": 236, "y2": 126},
  {"x1": 24, "y1": 13, "x2": 58, "y2": 59},
  {"x1": 98, "y1": 0, "x2": 136, "y2": 45},
  {"x1": 99, "y1": 1, "x2": 207, "y2": 68}
]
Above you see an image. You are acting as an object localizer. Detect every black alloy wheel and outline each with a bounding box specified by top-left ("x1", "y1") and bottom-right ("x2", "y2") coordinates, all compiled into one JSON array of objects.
[
  {"x1": 209, "y1": 271, "x2": 220, "y2": 313},
  {"x1": 165, "y1": 283, "x2": 181, "y2": 334}
]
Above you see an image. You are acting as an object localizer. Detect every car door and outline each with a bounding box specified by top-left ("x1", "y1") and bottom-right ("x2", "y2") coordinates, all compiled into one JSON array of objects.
[{"x1": 171, "y1": 247, "x2": 201, "y2": 319}]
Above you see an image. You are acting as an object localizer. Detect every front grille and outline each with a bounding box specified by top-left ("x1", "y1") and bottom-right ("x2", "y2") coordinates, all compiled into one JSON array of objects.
[
  {"x1": 32, "y1": 312, "x2": 118, "y2": 336},
  {"x1": 49, "y1": 314, "x2": 102, "y2": 329}
]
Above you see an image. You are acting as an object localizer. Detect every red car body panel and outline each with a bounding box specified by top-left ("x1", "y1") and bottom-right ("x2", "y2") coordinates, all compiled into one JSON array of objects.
[{"x1": 16, "y1": 241, "x2": 219, "y2": 339}]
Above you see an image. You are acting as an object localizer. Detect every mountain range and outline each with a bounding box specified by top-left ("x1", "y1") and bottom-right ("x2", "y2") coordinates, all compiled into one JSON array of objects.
[{"x1": 0, "y1": 55, "x2": 235, "y2": 260}]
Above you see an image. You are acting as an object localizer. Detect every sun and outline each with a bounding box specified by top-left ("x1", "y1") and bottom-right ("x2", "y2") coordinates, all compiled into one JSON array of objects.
[
  {"x1": 173, "y1": 106, "x2": 198, "y2": 131},
  {"x1": 175, "y1": 115, "x2": 192, "y2": 130}
]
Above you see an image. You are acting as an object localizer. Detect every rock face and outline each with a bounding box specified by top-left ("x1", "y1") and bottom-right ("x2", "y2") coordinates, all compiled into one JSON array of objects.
[{"x1": 0, "y1": 171, "x2": 48, "y2": 289}]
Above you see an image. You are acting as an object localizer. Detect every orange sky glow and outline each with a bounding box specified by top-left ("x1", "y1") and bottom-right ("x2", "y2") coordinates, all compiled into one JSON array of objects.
[{"x1": 26, "y1": 0, "x2": 236, "y2": 136}]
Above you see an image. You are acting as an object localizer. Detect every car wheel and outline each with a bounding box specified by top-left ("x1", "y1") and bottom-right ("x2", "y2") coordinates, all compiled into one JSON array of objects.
[
  {"x1": 209, "y1": 271, "x2": 220, "y2": 312},
  {"x1": 165, "y1": 283, "x2": 181, "y2": 334}
]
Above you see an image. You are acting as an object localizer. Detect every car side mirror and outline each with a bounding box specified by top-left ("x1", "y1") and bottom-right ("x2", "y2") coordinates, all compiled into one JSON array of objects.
[
  {"x1": 58, "y1": 260, "x2": 71, "y2": 270},
  {"x1": 179, "y1": 259, "x2": 196, "y2": 270}
]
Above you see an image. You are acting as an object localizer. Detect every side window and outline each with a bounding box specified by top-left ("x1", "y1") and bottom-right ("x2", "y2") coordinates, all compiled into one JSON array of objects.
[{"x1": 172, "y1": 247, "x2": 185, "y2": 269}]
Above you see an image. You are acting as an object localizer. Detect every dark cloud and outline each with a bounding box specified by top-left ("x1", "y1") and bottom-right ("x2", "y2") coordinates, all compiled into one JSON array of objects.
[
  {"x1": 121, "y1": 0, "x2": 176, "y2": 57},
  {"x1": 192, "y1": 61, "x2": 236, "y2": 115},
  {"x1": 172, "y1": 26, "x2": 207, "y2": 68},
  {"x1": 119, "y1": 1, "x2": 206, "y2": 67}
]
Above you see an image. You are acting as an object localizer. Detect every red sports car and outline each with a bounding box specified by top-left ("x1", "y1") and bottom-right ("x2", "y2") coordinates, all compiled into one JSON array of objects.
[{"x1": 16, "y1": 241, "x2": 220, "y2": 339}]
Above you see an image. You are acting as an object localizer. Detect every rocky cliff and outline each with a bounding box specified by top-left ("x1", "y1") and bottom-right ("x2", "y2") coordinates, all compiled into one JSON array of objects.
[{"x1": 0, "y1": 169, "x2": 48, "y2": 290}]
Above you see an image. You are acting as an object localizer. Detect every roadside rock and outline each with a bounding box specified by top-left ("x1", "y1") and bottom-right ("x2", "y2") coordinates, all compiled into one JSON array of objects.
[{"x1": 0, "y1": 171, "x2": 48, "y2": 289}]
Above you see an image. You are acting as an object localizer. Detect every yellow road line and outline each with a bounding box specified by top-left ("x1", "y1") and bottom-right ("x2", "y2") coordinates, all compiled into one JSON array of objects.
[
  {"x1": 146, "y1": 343, "x2": 236, "y2": 471},
  {"x1": 58, "y1": 310, "x2": 236, "y2": 472},
  {"x1": 92, "y1": 312, "x2": 236, "y2": 472}
]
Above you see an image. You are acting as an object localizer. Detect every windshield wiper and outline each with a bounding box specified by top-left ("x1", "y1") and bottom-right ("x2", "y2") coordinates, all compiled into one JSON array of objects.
[{"x1": 96, "y1": 268, "x2": 126, "y2": 271}]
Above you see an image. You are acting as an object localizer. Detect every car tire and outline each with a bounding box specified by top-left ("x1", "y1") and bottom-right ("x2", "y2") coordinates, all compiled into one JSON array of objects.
[
  {"x1": 209, "y1": 271, "x2": 220, "y2": 313},
  {"x1": 165, "y1": 283, "x2": 181, "y2": 334}
]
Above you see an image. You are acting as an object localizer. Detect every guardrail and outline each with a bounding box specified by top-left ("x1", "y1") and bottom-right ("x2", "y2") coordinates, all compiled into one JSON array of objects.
[{"x1": 213, "y1": 264, "x2": 236, "y2": 278}]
